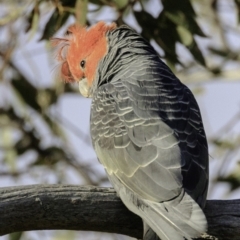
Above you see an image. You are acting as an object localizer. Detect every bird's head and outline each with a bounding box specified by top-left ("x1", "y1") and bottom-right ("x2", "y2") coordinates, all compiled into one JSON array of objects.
[{"x1": 52, "y1": 21, "x2": 116, "y2": 97}]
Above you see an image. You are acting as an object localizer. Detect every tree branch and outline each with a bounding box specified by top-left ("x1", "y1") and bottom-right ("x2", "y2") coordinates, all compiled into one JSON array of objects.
[{"x1": 0, "y1": 185, "x2": 239, "y2": 239}]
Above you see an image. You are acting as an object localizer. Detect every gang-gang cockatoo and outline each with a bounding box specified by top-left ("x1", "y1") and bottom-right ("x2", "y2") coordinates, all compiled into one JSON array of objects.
[{"x1": 52, "y1": 22, "x2": 209, "y2": 240}]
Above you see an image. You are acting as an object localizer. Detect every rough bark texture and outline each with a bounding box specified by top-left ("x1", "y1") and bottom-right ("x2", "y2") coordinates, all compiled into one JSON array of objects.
[{"x1": 0, "y1": 184, "x2": 239, "y2": 239}]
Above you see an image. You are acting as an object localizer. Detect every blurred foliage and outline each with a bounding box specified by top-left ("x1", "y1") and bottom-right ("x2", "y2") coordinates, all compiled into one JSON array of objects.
[{"x1": 0, "y1": 0, "x2": 240, "y2": 239}]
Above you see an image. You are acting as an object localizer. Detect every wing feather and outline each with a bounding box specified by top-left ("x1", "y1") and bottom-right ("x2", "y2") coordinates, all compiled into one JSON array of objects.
[{"x1": 90, "y1": 27, "x2": 208, "y2": 239}]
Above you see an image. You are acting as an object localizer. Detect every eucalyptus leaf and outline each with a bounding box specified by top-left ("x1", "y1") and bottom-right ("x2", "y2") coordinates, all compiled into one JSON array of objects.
[
  {"x1": 187, "y1": 39, "x2": 206, "y2": 66},
  {"x1": 40, "y1": 9, "x2": 70, "y2": 40},
  {"x1": 9, "y1": 232, "x2": 23, "y2": 240},
  {"x1": 11, "y1": 77, "x2": 41, "y2": 112},
  {"x1": 177, "y1": 25, "x2": 193, "y2": 47},
  {"x1": 234, "y1": 0, "x2": 240, "y2": 23}
]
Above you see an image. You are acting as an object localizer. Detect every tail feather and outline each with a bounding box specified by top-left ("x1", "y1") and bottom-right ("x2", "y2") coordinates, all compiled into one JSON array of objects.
[
  {"x1": 143, "y1": 211, "x2": 185, "y2": 240},
  {"x1": 111, "y1": 175, "x2": 207, "y2": 240},
  {"x1": 143, "y1": 224, "x2": 160, "y2": 240},
  {"x1": 142, "y1": 190, "x2": 207, "y2": 240},
  {"x1": 163, "y1": 191, "x2": 207, "y2": 235}
]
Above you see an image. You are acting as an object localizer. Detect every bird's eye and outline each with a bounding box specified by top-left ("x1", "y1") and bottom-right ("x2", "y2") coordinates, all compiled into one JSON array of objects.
[{"x1": 80, "y1": 60, "x2": 86, "y2": 68}]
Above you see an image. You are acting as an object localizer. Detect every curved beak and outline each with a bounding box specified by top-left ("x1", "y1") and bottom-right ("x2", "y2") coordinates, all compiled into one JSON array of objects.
[{"x1": 78, "y1": 78, "x2": 91, "y2": 98}]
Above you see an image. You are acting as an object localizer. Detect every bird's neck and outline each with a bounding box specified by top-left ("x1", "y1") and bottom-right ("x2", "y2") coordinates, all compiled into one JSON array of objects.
[{"x1": 92, "y1": 26, "x2": 158, "y2": 89}]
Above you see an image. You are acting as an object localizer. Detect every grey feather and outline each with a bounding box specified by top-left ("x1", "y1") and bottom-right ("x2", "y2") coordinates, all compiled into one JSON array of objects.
[{"x1": 90, "y1": 25, "x2": 208, "y2": 240}]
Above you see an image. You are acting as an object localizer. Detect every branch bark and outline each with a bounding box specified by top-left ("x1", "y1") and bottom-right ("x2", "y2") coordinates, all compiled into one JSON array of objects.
[{"x1": 0, "y1": 184, "x2": 239, "y2": 239}]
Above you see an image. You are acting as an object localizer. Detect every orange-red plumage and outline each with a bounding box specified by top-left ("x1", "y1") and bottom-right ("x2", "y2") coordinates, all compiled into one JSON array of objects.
[{"x1": 52, "y1": 21, "x2": 116, "y2": 85}]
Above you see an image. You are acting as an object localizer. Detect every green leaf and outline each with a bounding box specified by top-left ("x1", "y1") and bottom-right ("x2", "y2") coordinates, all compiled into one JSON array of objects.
[
  {"x1": 113, "y1": 0, "x2": 128, "y2": 9},
  {"x1": 75, "y1": 0, "x2": 88, "y2": 25},
  {"x1": 130, "y1": 6, "x2": 206, "y2": 67},
  {"x1": 40, "y1": 9, "x2": 70, "y2": 40},
  {"x1": 218, "y1": 162, "x2": 240, "y2": 191},
  {"x1": 9, "y1": 232, "x2": 23, "y2": 240},
  {"x1": 37, "y1": 89, "x2": 58, "y2": 110},
  {"x1": 134, "y1": 10, "x2": 180, "y2": 65},
  {"x1": 177, "y1": 25, "x2": 193, "y2": 47},
  {"x1": 156, "y1": 12, "x2": 181, "y2": 65},
  {"x1": 39, "y1": 0, "x2": 78, "y2": 40},
  {"x1": 25, "y1": 1, "x2": 41, "y2": 39},
  {"x1": 88, "y1": 0, "x2": 104, "y2": 5},
  {"x1": 1, "y1": 126, "x2": 17, "y2": 172},
  {"x1": 11, "y1": 76, "x2": 41, "y2": 112},
  {"x1": 25, "y1": 2, "x2": 40, "y2": 33},
  {"x1": 134, "y1": 10, "x2": 158, "y2": 34},
  {"x1": 186, "y1": 17, "x2": 206, "y2": 37},
  {"x1": 187, "y1": 39, "x2": 206, "y2": 66},
  {"x1": 165, "y1": 11, "x2": 185, "y2": 26},
  {"x1": 164, "y1": 4, "x2": 206, "y2": 37},
  {"x1": 33, "y1": 147, "x2": 66, "y2": 166},
  {"x1": 209, "y1": 67, "x2": 221, "y2": 75},
  {"x1": 29, "y1": 8, "x2": 40, "y2": 39},
  {"x1": 162, "y1": 0, "x2": 196, "y2": 17},
  {"x1": 208, "y1": 47, "x2": 230, "y2": 57},
  {"x1": 234, "y1": 0, "x2": 240, "y2": 23},
  {"x1": 212, "y1": 139, "x2": 236, "y2": 150}
]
